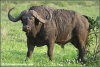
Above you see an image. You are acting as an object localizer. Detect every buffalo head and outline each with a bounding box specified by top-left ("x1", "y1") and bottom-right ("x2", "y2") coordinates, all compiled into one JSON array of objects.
[{"x1": 8, "y1": 8, "x2": 52, "y2": 34}]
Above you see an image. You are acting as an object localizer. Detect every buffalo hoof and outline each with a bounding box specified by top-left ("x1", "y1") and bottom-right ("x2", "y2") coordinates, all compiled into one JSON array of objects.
[
  {"x1": 75, "y1": 58, "x2": 86, "y2": 65},
  {"x1": 77, "y1": 58, "x2": 86, "y2": 65},
  {"x1": 25, "y1": 57, "x2": 29, "y2": 61}
]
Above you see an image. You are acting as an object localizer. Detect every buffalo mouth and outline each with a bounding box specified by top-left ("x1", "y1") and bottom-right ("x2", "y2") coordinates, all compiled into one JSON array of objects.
[
  {"x1": 26, "y1": 32, "x2": 29, "y2": 36},
  {"x1": 23, "y1": 29, "x2": 30, "y2": 35},
  {"x1": 24, "y1": 31, "x2": 30, "y2": 36}
]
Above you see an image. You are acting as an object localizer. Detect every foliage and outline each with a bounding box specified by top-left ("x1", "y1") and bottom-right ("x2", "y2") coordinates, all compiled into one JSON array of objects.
[
  {"x1": 85, "y1": 16, "x2": 99, "y2": 65},
  {"x1": 89, "y1": 16, "x2": 99, "y2": 30}
]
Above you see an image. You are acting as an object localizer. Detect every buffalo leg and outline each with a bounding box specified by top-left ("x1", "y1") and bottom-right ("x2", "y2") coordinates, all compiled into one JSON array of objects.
[
  {"x1": 71, "y1": 37, "x2": 86, "y2": 64},
  {"x1": 25, "y1": 44, "x2": 35, "y2": 61},
  {"x1": 77, "y1": 29, "x2": 88, "y2": 64},
  {"x1": 47, "y1": 41, "x2": 54, "y2": 61},
  {"x1": 25, "y1": 39, "x2": 35, "y2": 61},
  {"x1": 77, "y1": 40, "x2": 85, "y2": 64}
]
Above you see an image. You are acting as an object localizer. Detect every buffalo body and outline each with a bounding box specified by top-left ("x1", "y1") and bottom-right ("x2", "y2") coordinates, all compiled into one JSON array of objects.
[{"x1": 8, "y1": 5, "x2": 89, "y2": 64}]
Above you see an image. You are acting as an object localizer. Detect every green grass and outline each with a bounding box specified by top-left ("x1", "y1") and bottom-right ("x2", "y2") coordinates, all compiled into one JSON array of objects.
[{"x1": 1, "y1": 1, "x2": 99, "y2": 66}]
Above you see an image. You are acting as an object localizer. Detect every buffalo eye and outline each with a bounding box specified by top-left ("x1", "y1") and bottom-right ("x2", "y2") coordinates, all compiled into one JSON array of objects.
[{"x1": 35, "y1": 18, "x2": 39, "y2": 26}]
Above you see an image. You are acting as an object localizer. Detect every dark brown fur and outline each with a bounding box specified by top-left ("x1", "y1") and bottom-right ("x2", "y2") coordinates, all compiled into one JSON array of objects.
[{"x1": 8, "y1": 5, "x2": 89, "y2": 64}]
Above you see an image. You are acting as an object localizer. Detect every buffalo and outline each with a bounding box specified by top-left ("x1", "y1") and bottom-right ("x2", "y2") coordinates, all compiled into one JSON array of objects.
[{"x1": 8, "y1": 5, "x2": 89, "y2": 64}]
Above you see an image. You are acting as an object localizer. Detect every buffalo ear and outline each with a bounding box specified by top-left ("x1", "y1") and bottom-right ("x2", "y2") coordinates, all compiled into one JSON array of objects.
[{"x1": 35, "y1": 18, "x2": 39, "y2": 26}]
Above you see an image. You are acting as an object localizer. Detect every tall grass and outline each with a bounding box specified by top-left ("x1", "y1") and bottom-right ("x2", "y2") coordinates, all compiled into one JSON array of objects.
[{"x1": 1, "y1": 1, "x2": 99, "y2": 66}]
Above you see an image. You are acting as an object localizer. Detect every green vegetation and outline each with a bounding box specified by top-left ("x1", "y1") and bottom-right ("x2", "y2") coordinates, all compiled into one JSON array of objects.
[{"x1": 1, "y1": 1, "x2": 99, "y2": 66}]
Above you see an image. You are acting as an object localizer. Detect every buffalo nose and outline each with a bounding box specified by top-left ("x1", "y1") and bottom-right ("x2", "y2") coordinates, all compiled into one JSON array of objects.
[
  {"x1": 23, "y1": 26, "x2": 30, "y2": 32},
  {"x1": 27, "y1": 26, "x2": 30, "y2": 29}
]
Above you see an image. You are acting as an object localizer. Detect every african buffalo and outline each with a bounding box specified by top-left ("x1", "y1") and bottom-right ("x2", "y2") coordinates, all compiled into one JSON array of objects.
[{"x1": 8, "y1": 5, "x2": 89, "y2": 64}]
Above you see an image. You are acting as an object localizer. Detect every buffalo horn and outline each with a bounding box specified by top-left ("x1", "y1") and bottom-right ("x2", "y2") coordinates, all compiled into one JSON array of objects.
[
  {"x1": 8, "y1": 8, "x2": 24, "y2": 22},
  {"x1": 30, "y1": 9, "x2": 52, "y2": 23}
]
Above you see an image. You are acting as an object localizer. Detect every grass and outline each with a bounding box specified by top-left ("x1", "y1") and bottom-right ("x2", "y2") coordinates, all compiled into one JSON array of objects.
[
  {"x1": 2, "y1": 43, "x2": 80, "y2": 66},
  {"x1": 1, "y1": 1, "x2": 99, "y2": 66}
]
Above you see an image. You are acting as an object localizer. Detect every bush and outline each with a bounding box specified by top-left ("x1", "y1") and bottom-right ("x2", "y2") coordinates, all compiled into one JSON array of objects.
[{"x1": 85, "y1": 16, "x2": 99, "y2": 66}]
